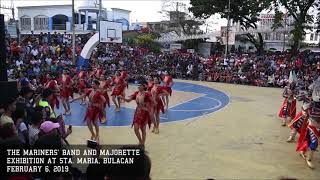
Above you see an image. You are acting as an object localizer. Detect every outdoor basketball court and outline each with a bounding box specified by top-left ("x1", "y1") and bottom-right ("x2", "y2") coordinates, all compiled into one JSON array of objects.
[{"x1": 61, "y1": 79, "x2": 320, "y2": 179}]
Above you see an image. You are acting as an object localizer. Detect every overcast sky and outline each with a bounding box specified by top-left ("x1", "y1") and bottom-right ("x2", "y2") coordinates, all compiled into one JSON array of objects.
[{"x1": 0, "y1": 0, "x2": 226, "y2": 31}]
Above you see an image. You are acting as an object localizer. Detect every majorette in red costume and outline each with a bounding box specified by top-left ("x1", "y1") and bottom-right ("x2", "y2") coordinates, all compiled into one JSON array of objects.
[
  {"x1": 120, "y1": 69, "x2": 129, "y2": 88},
  {"x1": 123, "y1": 82, "x2": 153, "y2": 145},
  {"x1": 162, "y1": 71, "x2": 173, "y2": 96},
  {"x1": 60, "y1": 70, "x2": 73, "y2": 115},
  {"x1": 278, "y1": 83, "x2": 297, "y2": 126},
  {"x1": 71, "y1": 80, "x2": 106, "y2": 142},
  {"x1": 111, "y1": 71, "x2": 125, "y2": 111},
  {"x1": 295, "y1": 80, "x2": 320, "y2": 169},
  {"x1": 100, "y1": 76, "x2": 112, "y2": 108},
  {"x1": 78, "y1": 69, "x2": 88, "y2": 104},
  {"x1": 287, "y1": 93, "x2": 310, "y2": 142},
  {"x1": 151, "y1": 77, "x2": 169, "y2": 134},
  {"x1": 60, "y1": 71, "x2": 73, "y2": 99},
  {"x1": 44, "y1": 74, "x2": 60, "y2": 110}
]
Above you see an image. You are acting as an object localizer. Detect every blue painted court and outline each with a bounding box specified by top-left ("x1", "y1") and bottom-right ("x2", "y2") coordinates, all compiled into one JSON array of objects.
[{"x1": 56, "y1": 82, "x2": 229, "y2": 126}]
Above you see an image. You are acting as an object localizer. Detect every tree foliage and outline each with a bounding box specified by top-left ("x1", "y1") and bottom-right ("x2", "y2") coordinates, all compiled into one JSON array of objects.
[
  {"x1": 273, "y1": 0, "x2": 318, "y2": 55},
  {"x1": 189, "y1": 0, "x2": 272, "y2": 54},
  {"x1": 160, "y1": 0, "x2": 204, "y2": 35},
  {"x1": 134, "y1": 33, "x2": 161, "y2": 53}
]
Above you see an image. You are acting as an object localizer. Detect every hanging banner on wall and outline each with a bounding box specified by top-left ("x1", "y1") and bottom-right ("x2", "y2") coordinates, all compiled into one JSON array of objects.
[{"x1": 221, "y1": 26, "x2": 235, "y2": 45}]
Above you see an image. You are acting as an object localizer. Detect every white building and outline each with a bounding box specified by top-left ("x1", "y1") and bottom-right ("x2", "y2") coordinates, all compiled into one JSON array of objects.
[{"x1": 17, "y1": 0, "x2": 131, "y2": 34}]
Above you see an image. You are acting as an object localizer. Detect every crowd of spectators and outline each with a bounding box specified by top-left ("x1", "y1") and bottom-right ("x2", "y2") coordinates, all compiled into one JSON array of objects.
[
  {"x1": 2, "y1": 30, "x2": 319, "y2": 179},
  {"x1": 5, "y1": 32, "x2": 320, "y2": 93}
]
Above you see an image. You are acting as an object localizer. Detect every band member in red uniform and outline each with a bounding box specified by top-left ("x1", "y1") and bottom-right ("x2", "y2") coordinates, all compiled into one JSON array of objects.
[
  {"x1": 296, "y1": 83, "x2": 320, "y2": 169},
  {"x1": 111, "y1": 71, "x2": 125, "y2": 112},
  {"x1": 162, "y1": 71, "x2": 174, "y2": 110},
  {"x1": 287, "y1": 92, "x2": 310, "y2": 142},
  {"x1": 278, "y1": 83, "x2": 297, "y2": 126},
  {"x1": 78, "y1": 67, "x2": 88, "y2": 105},
  {"x1": 71, "y1": 80, "x2": 106, "y2": 142},
  {"x1": 151, "y1": 77, "x2": 169, "y2": 134},
  {"x1": 147, "y1": 76, "x2": 154, "y2": 92},
  {"x1": 44, "y1": 74, "x2": 60, "y2": 112},
  {"x1": 122, "y1": 82, "x2": 153, "y2": 146},
  {"x1": 60, "y1": 70, "x2": 73, "y2": 115}
]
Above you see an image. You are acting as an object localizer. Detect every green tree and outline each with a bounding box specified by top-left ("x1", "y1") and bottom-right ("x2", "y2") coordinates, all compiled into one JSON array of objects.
[
  {"x1": 273, "y1": 0, "x2": 318, "y2": 55},
  {"x1": 134, "y1": 33, "x2": 161, "y2": 53},
  {"x1": 160, "y1": 0, "x2": 204, "y2": 35},
  {"x1": 189, "y1": 0, "x2": 273, "y2": 55}
]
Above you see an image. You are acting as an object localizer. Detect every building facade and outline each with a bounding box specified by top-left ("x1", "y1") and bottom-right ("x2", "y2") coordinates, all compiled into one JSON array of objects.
[{"x1": 17, "y1": 3, "x2": 131, "y2": 34}]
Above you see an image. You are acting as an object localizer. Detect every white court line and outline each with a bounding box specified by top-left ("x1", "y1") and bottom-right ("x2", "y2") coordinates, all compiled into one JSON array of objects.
[
  {"x1": 170, "y1": 96, "x2": 222, "y2": 112},
  {"x1": 169, "y1": 94, "x2": 206, "y2": 109}
]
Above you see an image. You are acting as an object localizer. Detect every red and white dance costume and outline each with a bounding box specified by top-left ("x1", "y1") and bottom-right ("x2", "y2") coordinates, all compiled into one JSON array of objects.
[
  {"x1": 45, "y1": 79, "x2": 60, "y2": 110},
  {"x1": 162, "y1": 74, "x2": 173, "y2": 96},
  {"x1": 83, "y1": 88, "x2": 106, "y2": 123},
  {"x1": 60, "y1": 74, "x2": 73, "y2": 99},
  {"x1": 287, "y1": 101, "x2": 310, "y2": 142},
  {"x1": 278, "y1": 86, "x2": 296, "y2": 125},
  {"x1": 296, "y1": 103, "x2": 320, "y2": 168},
  {"x1": 129, "y1": 91, "x2": 153, "y2": 129}
]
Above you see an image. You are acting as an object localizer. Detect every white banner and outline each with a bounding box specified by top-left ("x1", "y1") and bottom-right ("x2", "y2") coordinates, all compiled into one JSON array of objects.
[{"x1": 221, "y1": 26, "x2": 235, "y2": 45}]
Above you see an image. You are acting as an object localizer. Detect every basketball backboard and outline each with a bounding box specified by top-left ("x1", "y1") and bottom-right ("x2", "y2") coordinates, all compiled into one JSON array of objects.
[{"x1": 99, "y1": 21, "x2": 123, "y2": 43}]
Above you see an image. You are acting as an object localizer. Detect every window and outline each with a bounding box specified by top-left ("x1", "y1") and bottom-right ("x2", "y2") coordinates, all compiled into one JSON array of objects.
[
  {"x1": 20, "y1": 16, "x2": 31, "y2": 31},
  {"x1": 276, "y1": 33, "x2": 281, "y2": 40},
  {"x1": 310, "y1": 33, "x2": 314, "y2": 41},
  {"x1": 34, "y1": 15, "x2": 48, "y2": 30},
  {"x1": 315, "y1": 33, "x2": 318, "y2": 41}
]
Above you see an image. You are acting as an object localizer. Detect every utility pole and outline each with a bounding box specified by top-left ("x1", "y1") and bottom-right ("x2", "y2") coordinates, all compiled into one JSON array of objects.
[
  {"x1": 97, "y1": 0, "x2": 102, "y2": 31},
  {"x1": 72, "y1": 0, "x2": 76, "y2": 65},
  {"x1": 0, "y1": 14, "x2": 7, "y2": 81},
  {"x1": 283, "y1": 10, "x2": 287, "y2": 52},
  {"x1": 225, "y1": 0, "x2": 231, "y2": 56}
]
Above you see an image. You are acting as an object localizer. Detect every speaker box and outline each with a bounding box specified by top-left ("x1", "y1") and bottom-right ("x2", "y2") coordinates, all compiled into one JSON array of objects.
[{"x1": 0, "y1": 81, "x2": 18, "y2": 107}]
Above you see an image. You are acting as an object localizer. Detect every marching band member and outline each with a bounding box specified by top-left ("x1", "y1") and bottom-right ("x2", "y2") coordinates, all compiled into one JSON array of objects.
[
  {"x1": 287, "y1": 92, "x2": 310, "y2": 142},
  {"x1": 296, "y1": 81, "x2": 320, "y2": 169},
  {"x1": 278, "y1": 83, "x2": 297, "y2": 126}
]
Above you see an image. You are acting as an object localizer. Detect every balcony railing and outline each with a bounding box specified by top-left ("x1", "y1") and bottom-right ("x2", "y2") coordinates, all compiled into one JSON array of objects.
[
  {"x1": 34, "y1": 24, "x2": 48, "y2": 31},
  {"x1": 21, "y1": 25, "x2": 31, "y2": 31},
  {"x1": 53, "y1": 24, "x2": 66, "y2": 30}
]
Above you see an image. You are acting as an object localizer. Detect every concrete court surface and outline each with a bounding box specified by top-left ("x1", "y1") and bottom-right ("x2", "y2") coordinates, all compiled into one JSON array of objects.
[{"x1": 66, "y1": 79, "x2": 320, "y2": 179}]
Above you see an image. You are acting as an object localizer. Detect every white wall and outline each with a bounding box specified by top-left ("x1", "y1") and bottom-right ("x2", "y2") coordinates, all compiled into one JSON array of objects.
[
  {"x1": 111, "y1": 9, "x2": 130, "y2": 22},
  {"x1": 18, "y1": 5, "x2": 72, "y2": 19},
  {"x1": 18, "y1": 5, "x2": 72, "y2": 32}
]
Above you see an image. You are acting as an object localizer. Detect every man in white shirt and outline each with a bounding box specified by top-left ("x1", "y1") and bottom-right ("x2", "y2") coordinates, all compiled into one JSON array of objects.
[
  {"x1": 31, "y1": 48, "x2": 39, "y2": 58},
  {"x1": 16, "y1": 59, "x2": 24, "y2": 68},
  {"x1": 45, "y1": 56, "x2": 53, "y2": 66}
]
